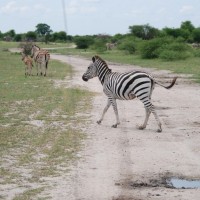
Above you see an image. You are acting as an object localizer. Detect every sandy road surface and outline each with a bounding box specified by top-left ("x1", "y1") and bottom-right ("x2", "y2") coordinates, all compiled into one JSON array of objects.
[{"x1": 48, "y1": 54, "x2": 200, "y2": 200}]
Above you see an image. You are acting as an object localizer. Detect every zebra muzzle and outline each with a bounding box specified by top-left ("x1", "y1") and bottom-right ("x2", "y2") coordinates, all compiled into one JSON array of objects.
[{"x1": 82, "y1": 75, "x2": 88, "y2": 82}]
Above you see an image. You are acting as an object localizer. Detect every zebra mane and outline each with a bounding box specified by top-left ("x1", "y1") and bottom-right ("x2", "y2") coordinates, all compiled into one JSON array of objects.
[
  {"x1": 93, "y1": 55, "x2": 112, "y2": 73},
  {"x1": 33, "y1": 45, "x2": 41, "y2": 50}
]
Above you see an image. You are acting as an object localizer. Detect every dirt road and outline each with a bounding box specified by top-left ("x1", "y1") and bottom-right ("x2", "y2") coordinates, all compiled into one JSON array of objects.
[{"x1": 48, "y1": 54, "x2": 200, "y2": 200}]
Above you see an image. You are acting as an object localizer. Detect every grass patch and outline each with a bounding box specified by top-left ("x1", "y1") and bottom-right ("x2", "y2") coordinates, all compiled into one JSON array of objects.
[{"x1": 0, "y1": 49, "x2": 93, "y2": 199}]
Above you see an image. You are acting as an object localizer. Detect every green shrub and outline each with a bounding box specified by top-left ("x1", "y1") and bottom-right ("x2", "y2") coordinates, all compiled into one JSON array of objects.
[
  {"x1": 141, "y1": 37, "x2": 192, "y2": 60},
  {"x1": 74, "y1": 36, "x2": 94, "y2": 49},
  {"x1": 159, "y1": 42, "x2": 191, "y2": 60},
  {"x1": 118, "y1": 41, "x2": 136, "y2": 54},
  {"x1": 90, "y1": 39, "x2": 106, "y2": 53},
  {"x1": 140, "y1": 38, "x2": 164, "y2": 59},
  {"x1": 193, "y1": 49, "x2": 200, "y2": 57},
  {"x1": 18, "y1": 42, "x2": 33, "y2": 55}
]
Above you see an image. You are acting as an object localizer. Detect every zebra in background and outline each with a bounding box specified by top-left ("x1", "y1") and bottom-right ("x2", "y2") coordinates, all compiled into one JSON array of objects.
[
  {"x1": 21, "y1": 52, "x2": 34, "y2": 76},
  {"x1": 106, "y1": 42, "x2": 117, "y2": 50},
  {"x1": 82, "y1": 55, "x2": 177, "y2": 132},
  {"x1": 31, "y1": 45, "x2": 50, "y2": 76}
]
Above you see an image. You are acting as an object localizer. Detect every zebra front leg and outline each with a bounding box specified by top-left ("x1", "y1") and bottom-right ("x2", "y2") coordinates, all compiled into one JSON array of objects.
[
  {"x1": 137, "y1": 107, "x2": 151, "y2": 130},
  {"x1": 110, "y1": 98, "x2": 120, "y2": 128},
  {"x1": 97, "y1": 99, "x2": 111, "y2": 125}
]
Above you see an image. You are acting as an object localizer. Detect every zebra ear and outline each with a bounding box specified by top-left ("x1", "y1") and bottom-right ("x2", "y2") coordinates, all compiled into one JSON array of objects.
[{"x1": 92, "y1": 56, "x2": 96, "y2": 63}]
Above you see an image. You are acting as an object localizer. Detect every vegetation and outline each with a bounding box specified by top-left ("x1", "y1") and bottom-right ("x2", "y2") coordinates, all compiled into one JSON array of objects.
[{"x1": 0, "y1": 46, "x2": 93, "y2": 199}]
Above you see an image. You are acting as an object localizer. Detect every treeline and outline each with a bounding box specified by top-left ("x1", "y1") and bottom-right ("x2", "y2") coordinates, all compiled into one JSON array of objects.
[
  {"x1": 1, "y1": 21, "x2": 200, "y2": 61},
  {"x1": 0, "y1": 23, "x2": 72, "y2": 43},
  {"x1": 72, "y1": 21, "x2": 200, "y2": 61},
  {"x1": 1, "y1": 21, "x2": 200, "y2": 44}
]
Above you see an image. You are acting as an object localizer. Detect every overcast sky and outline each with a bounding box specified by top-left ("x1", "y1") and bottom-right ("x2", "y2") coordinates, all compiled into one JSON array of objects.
[{"x1": 0, "y1": 0, "x2": 200, "y2": 35}]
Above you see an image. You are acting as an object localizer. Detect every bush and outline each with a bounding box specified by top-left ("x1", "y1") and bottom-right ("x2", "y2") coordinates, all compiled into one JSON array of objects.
[
  {"x1": 74, "y1": 36, "x2": 94, "y2": 49},
  {"x1": 140, "y1": 38, "x2": 164, "y2": 58},
  {"x1": 118, "y1": 40, "x2": 136, "y2": 54},
  {"x1": 140, "y1": 37, "x2": 192, "y2": 60},
  {"x1": 193, "y1": 49, "x2": 200, "y2": 57},
  {"x1": 18, "y1": 42, "x2": 33, "y2": 55},
  {"x1": 90, "y1": 38, "x2": 107, "y2": 53},
  {"x1": 159, "y1": 42, "x2": 191, "y2": 60}
]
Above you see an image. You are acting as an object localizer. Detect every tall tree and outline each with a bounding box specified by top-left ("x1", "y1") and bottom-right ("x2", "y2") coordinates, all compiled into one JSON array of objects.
[
  {"x1": 129, "y1": 24, "x2": 159, "y2": 40},
  {"x1": 35, "y1": 23, "x2": 52, "y2": 43},
  {"x1": 180, "y1": 21, "x2": 195, "y2": 33}
]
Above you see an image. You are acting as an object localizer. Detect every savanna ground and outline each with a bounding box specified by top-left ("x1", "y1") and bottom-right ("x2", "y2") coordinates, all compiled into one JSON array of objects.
[{"x1": 0, "y1": 42, "x2": 200, "y2": 199}]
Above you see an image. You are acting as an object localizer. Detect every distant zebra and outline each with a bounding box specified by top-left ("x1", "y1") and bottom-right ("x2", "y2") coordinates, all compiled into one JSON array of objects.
[
  {"x1": 106, "y1": 42, "x2": 117, "y2": 50},
  {"x1": 21, "y1": 52, "x2": 34, "y2": 76},
  {"x1": 82, "y1": 55, "x2": 177, "y2": 132},
  {"x1": 31, "y1": 45, "x2": 50, "y2": 76}
]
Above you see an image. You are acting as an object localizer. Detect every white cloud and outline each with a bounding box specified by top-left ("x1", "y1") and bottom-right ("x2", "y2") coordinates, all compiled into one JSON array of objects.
[
  {"x1": 0, "y1": 1, "x2": 29, "y2": 14},
  {"x1": 33, "y1": 4, "x2": 51, "y2": 13},
  {"x1": 180, "y1": 5, "x2": 194, "y2": 14},
  {"x1": 67, "y1": 0, "x2": 97, "y2": 14},
  {"x1": 82, "y1": 0, "x2": 100, "y2": 2}
]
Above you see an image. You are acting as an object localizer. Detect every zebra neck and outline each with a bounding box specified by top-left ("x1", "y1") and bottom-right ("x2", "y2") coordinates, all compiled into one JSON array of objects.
[{"x1": 97, "y1": 66, "x2": 111, "y2": 85}]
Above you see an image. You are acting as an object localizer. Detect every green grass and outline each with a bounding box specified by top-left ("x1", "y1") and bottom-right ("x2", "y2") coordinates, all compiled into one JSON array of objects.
[{"x1": 0, "y1": 49, "x2": 93, "y2": 199}]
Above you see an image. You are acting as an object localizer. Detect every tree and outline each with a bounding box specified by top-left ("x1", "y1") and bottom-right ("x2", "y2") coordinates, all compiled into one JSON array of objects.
[
  {"x1": 192, "y1": 28, "x2": 200, "y2": 43},
  {"x1": 74, "y1": 36, "x2": 94, "y2": 49},
  {"x1": 6, "y1": 29, "x2": 16, "y2": 38},
  {"x1": 180, "y1": 21, "x2": 195, "y2": 33},
  {"x1": 26, "y1": 31, "x2": 37, "y2": 41},
  {"x1": 35, "y1": 23, "x2": 52, "y2": 43},
  {"x1": 57, "y1": 31, "x2": 67, "y2": 41},
  {"x1": 129, "y1": 24, "x2": 159, "y2": 40},
  {"x1": 163, "y1": 27, "x2": 182, "y2": 38},
  {"x1": 14, "y1": 34, "x2": 22, "y2": 42}
]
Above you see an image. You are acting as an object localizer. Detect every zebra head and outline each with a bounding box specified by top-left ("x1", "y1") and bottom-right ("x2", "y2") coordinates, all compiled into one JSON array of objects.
[
  {"x1": 82, "y1": 56, "x2": 98, "y2": 82},
  {"x1": 30, "y1": 45, "x2": 40, "y2": 58}
]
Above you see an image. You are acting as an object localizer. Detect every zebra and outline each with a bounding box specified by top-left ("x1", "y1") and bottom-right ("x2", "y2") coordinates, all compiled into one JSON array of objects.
[
  {"x1": 82, "y1": 55, "x2": 177, "y2": 132},
  {"x1": 30, "y1": 45, "x2": 50, "y2": 76},
  {"x1": 21, "y1": 52, "x2": 34, "y2": 76},
  {"x1": 106, "y1": 42, "x2": 117, "y2": 50}
]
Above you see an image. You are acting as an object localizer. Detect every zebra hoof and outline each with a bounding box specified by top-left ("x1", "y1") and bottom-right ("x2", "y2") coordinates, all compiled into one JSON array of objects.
[
  {"x1": 97, "y1": 120, "x2": 101, "y2": 124},
  {"x1": 157, "y1": 128, "x2": 162, "y2": 133},
  {"x1": 112, "y1": 124, "x2": 118, "y2": 128},
  {"x1": 137, "y1": 125, "x2": 145, "y2": 130}
]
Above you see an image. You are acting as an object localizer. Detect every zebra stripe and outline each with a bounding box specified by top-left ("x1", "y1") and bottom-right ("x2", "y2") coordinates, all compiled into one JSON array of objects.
[
  {"x1": 31, "y1": 45, "x2": 50, "y2": 76},
  {"x1": 82, "y1": 55, "x2": 177, "y2": 132}
]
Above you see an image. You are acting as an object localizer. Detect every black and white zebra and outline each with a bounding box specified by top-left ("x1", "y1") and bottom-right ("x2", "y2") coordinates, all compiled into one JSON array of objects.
[
  {"x1": 31, "y1": 45, "x2": 50, "y2": 76},
  {"x1": 82, "y1": 55, "x2": 177, "y2": 132}
]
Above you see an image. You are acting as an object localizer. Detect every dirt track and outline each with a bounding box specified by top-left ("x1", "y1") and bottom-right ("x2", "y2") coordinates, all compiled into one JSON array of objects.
[{"x1": 49, "y1": 54, "x2": 200, "y2": 200}]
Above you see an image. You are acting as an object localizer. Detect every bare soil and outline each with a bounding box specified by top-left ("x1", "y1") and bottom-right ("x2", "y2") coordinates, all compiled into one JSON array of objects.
[{"x1": 48, "y1": 54, "x2": 200, "y2": 200}]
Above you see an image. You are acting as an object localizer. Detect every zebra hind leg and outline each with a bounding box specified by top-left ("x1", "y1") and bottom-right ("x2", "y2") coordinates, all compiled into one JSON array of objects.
[
  {"x1": 137, "y1": 107, "x2": 151, "y2": 130},
  {"x1": 151, "y1": 106, "x2": 162, "y2": 132},
  {"x1": 110, "y1": 98, "x2": 120, "y2": 128},
  {"x1": 138, "y1": 96, "x2": 162, "y2": 132}
]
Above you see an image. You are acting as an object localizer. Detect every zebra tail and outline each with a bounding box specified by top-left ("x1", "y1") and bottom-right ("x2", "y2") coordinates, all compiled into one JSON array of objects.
[
  {"x1": 155, "y1": 77, "x2": 178, "y2": 89},
  {"x1": 45, "y1": 54, "x2": 48, "y2": 69},
  {"x1": 46, "y1": 61, "x2": 48, "y2": 69}
]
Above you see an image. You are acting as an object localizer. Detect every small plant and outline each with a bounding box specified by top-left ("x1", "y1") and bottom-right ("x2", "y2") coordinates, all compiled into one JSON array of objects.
[
  {"x1": 18, "y1": 42, "x2": 33, "y2": 55},
  {"x1": 118, "y1": 40, "x2": 136, "y2": 54}
]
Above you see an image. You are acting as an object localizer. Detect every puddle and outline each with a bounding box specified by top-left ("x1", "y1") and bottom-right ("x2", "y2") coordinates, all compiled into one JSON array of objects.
[{"x1": 167, "y1": 178, "x2": 200, "y2": 189}]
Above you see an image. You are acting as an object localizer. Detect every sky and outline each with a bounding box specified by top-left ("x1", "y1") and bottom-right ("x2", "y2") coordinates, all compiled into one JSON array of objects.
[{"x1": 0, "y1": 0, "x2": 200, "y2": 36}]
